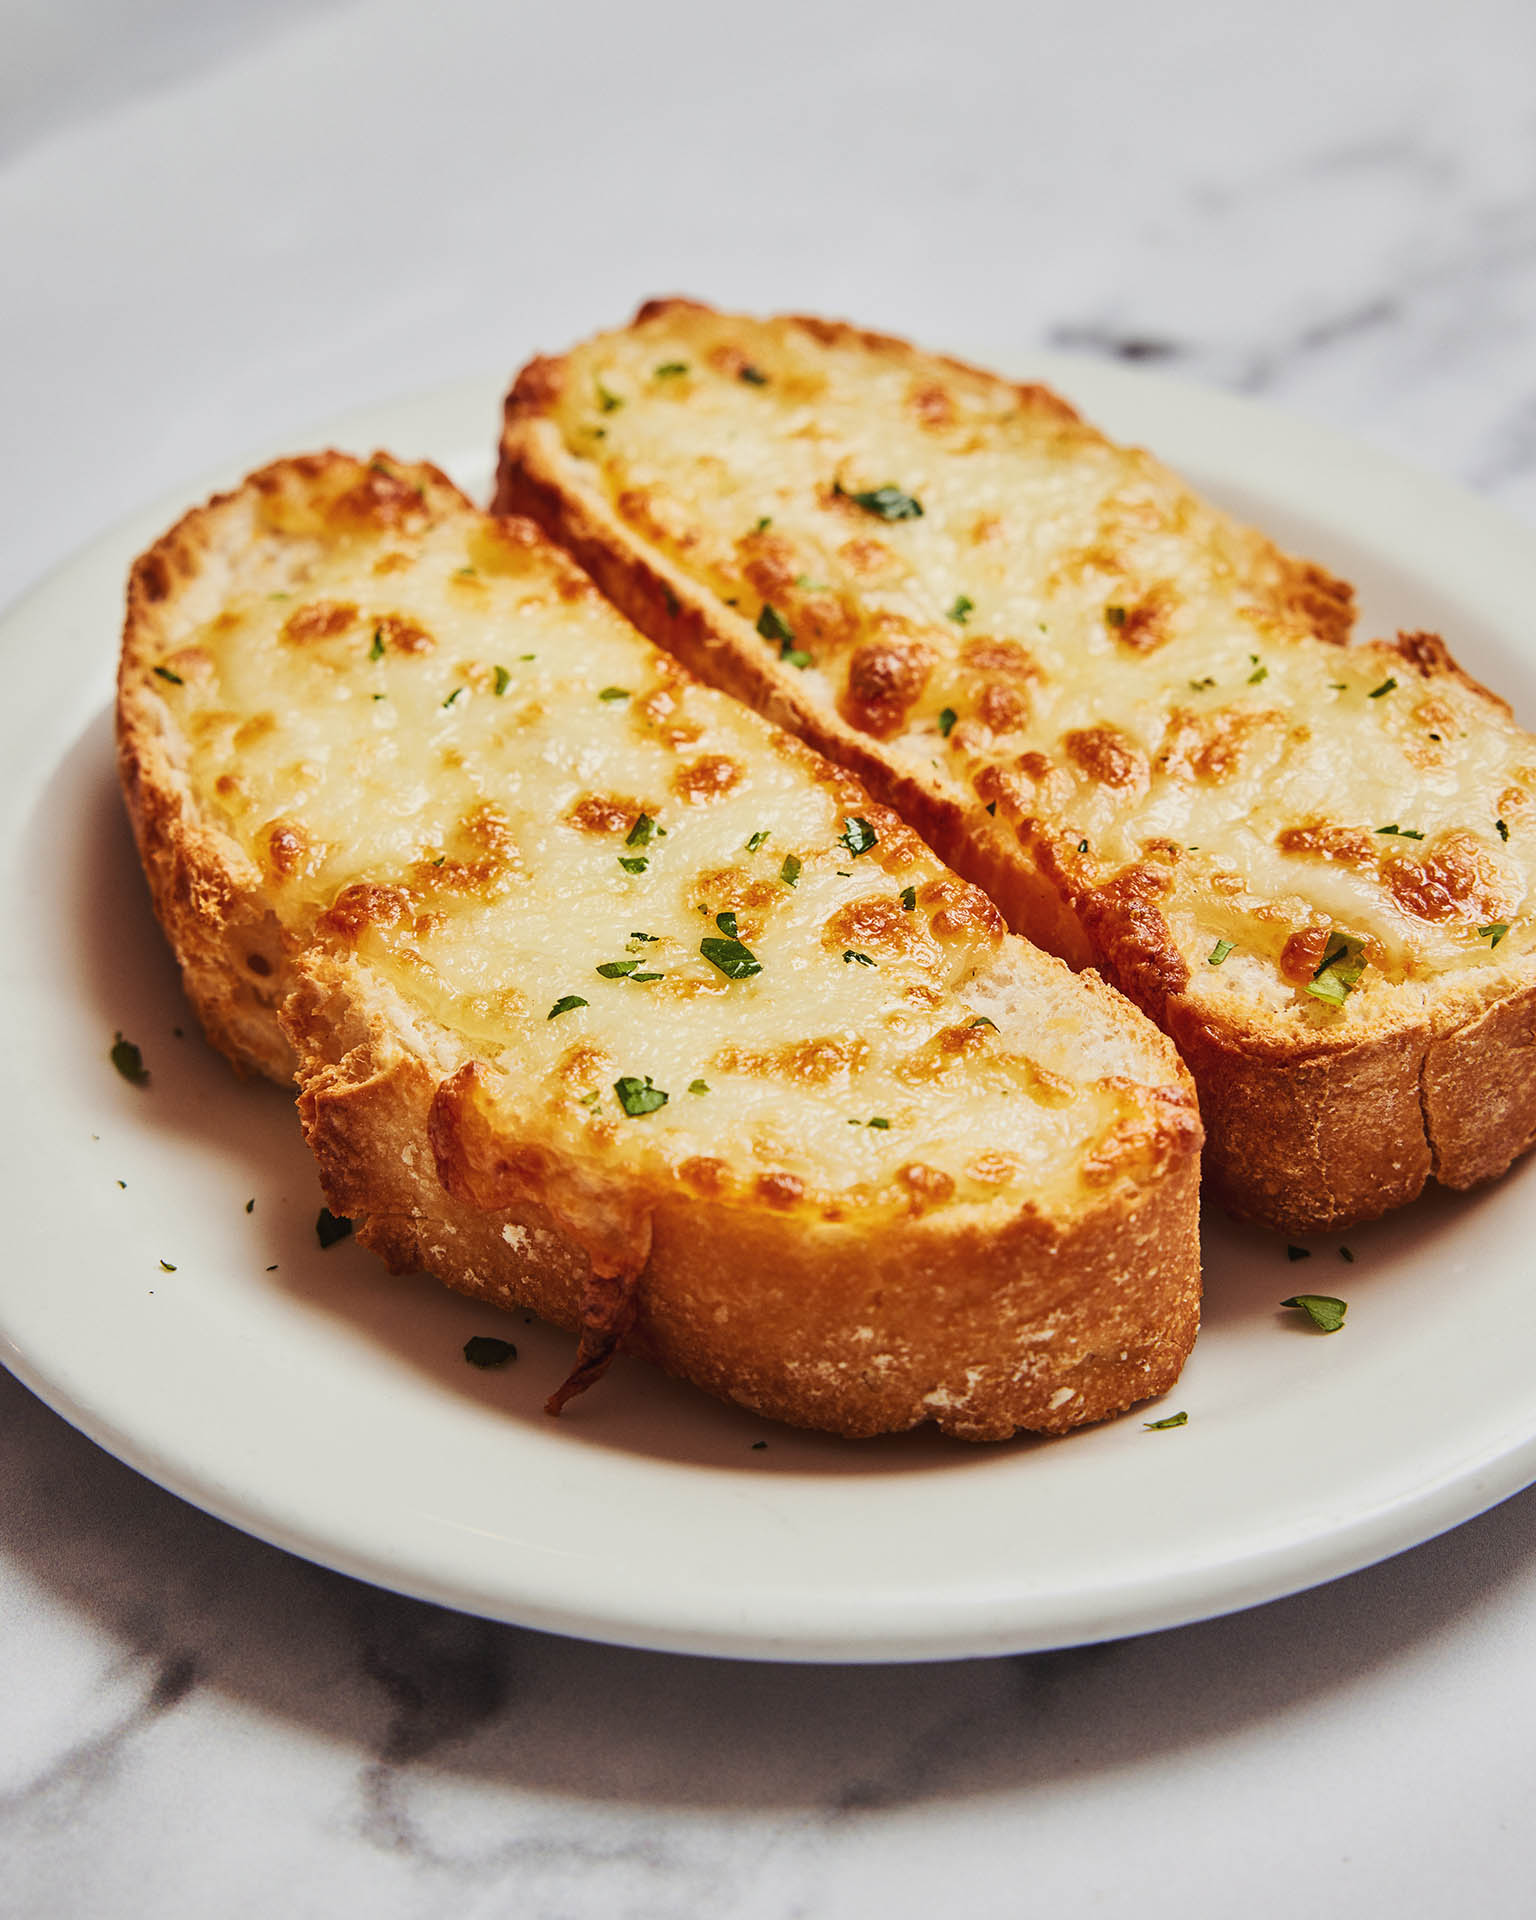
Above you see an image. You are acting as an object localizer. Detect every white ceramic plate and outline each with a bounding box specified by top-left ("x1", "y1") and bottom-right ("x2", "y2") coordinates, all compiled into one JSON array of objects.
[{"x1": 3, "y1": 363, "x2": 1535, "y2": 1664}]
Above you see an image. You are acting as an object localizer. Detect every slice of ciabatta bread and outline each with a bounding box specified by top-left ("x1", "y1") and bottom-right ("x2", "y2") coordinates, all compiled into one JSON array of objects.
[
  {"x1": 497, "y1": 299, "x2": 1536, "y2": 1234},
  {"x1": 116, "y1": 452, "x2": 1201, "y2": 1439}
]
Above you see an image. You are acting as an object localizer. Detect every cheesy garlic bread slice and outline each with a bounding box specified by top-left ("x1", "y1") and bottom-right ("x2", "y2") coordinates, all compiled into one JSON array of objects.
[
  {"x1": 117, "y1": 453, "x2": 1200, "y2": 1439},
  {"x1": 498, "y1": 300, "x2": 1536, "y2": 1234}
]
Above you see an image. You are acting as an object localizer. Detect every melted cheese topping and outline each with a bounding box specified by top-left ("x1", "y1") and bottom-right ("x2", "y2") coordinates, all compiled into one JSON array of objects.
[
  {"x1": 149, "y1": 458, "x2": 1181, "y2": 1223},
  {"x1": 544, "y1": 308, "x2": 1534, "y2": 1029}
]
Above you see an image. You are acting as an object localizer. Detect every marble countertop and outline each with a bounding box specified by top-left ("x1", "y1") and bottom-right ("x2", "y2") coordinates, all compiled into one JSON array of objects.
[{"x1": 4, "y1": 1, "x2": 1536, "y2": 1911}]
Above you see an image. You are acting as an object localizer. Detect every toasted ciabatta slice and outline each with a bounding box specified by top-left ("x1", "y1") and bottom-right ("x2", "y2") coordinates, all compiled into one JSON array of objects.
[
  {"x1": 116, "y1": 451, "x2": 1201, "y2": 1439},
  {"x1": 498, "y1": 299, "x2": 1536, "y2": 1235}
]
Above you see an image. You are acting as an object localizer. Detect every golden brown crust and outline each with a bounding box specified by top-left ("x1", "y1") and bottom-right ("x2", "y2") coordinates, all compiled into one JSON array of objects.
[
  {"x1": 117, "y1": 450, "x2": 1205, "y2": 1440},
  {"x1": 285, "y1": 957, "x2": 1201, "y2": 1439},
  {"x1": 497, "y1": 300, "x2": 1536, "y2": 1233}
]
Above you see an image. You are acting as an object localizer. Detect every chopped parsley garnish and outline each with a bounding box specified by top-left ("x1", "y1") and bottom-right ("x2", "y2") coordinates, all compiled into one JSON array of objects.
[
  {"x1": 757, "y1": 602, "x2": 794, "y2": 644},
  {"x1": 842, "y1": 949, "x2": 876, "y2": 967},
  {"x1": 1144, "y1": 1411, "x2": 1188, "y2": 1430},
  {"x1": 456, "y1": 566, "x2": 477, "y2": 579},
  {"x1": 369, "y1": 628, "x2": 385, "y2": 661},
  {"x1": 1497, "y1": 818, "x2": 1510, "y2": 841},
  {"x1": 834, "y1": 480, "x2": 923, "y2": 521},
  {"x1": 1207, "y1": 939, "x2": 1235, "y2": 966},
  {"x1": 614, "y1": 1075, "x2": 668, "y2": 1116},
  {"x1": 598, "y1": 686, "x2": 630, "y2": 702},
  {"x1": 838, "y1": 816, "x2": 877, "y2": 857},
  {"x1": 1077, "y1": 839, "x2": 1089, "y2": 853},
  {"x1": 628, "y1": 931, "x2": 659, "y2": 943},
  {"x1": 596, "y1": 379, "x2": 622, "y2": 412},
  {"x1": 110, "y1": 1032, "x2": 149, "y2": 1086},
  {"x1": 701, "y1": 933, "x2": 761, "y2": 979},
  {"x1": 1248, "y1": 662, "x2": 1269, "y2": 684},
  {"x1": 493, "y1": 664, "x2": 511, "y2": 695},
  {"x1": 547, "y1": 995, "x2": 588, "y2": 1020},
  {"x1": 1307, "y1": 932, "x2": 1367, "y2": 1007},
  {"x1": 626, "y1": 813, "x2": 656, "y2": 848},
  {"x1": 688, "y1": 1079, "x2": 710, "y2": 1094},
  {"x1": 866, "y1": 1116, "x2": 891, "y2": 1129},
  {"x1": 442, "y1": 687, "x2": 462, "y2": 708},
  {"x1": 1104, "y1": 606, "x2": 1127, "y2": 629},
  {"x1": 618, "y1": 856, "x2": 649, "y2": 874},
  {"x1": 654, "y1": 361, "x2": 689, "y2": 377},
  {"x1": 985, "y1": 801, "x2": 997, "y2": 816},
  {"x1": 1282, "y1": 1293, "x2": 1348, "y2": 1333},
  {"x1": 1368, "y1": 676, "x2": 1398, "y2": 699},
  {"x1": 597, "y1": 959, "x2": 641, "y2": 978},
  {"x1": 1189, "y1": 676, "x2": 1216, "y2": 691},
  {"x1": 754, "y1": 515, "x2": 772, "y2": 532},
  {"x1": 663, "y1": 586, "x2": 680, "y2": 617},
  {"x1": 1479, "y1": 923, "x2": 1510, "y2": 947},
  {"x1": 1339, "y1": 1246, "x2": 1356, "y2": 1263},
  {"x1": 316, "y1": 1208, "x2": 353, "y2": 1249},
  {"x1": 780, "y1": 854, "x2": 802, "y2": 887},
  {"x1": 937, "y1": 707, "x2": 958, "y2": 738},
  {"x1": 153, "y1": 664, "x2": 184, "y2": 686},
  {"x1": 739, "y1": 364, "x2": 769, "y2": 386},
  {"x1": 900, "y1": 885, "x2": 917, "y2": 911},
  {"x1": 159, "y1": 1260, "x2": 177, "y2": 1273},
  {"x1": 715, "y1": 910, "x2": 740, "y2": 937},
  {"x1": 947, "y1": 594, "x2": 974, "y2": 624},
  {"x1": 1286, "y1": 1245, "x2": 1312, "y2": 1262},
  {"x1": 969, "y1": 1016, "x2": 997, "y2": 1030},
  {"x1": 245, "y1": 1198, "x2": 255, "y2": 1214},
  {"x1": 630, "y1": 970, "x2": 663, "y2": 982},
  {"x1": 1375, "y1": 824, "x2": 1424, "y2": 839},
  {"x1": 783, "y1": 646, "x2": 813, "y2": 669},
  {"x1": 795, "y1": 573, "x2": 829, "y2": 591},
  {"x1": 746, "y1": 830, "x2": 770, "y2": 852},
  {"x1": 463, "y1": 1336, "x2": 516, "y2": 1368}
]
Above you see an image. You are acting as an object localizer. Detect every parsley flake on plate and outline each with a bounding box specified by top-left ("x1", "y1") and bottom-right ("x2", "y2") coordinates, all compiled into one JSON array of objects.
[
  {"x1": 463, "y1": 1336, "x2": 516, "y2": 1368},
  {"x1": 1282, "y1": 1293, "x2": 1348, "y2": 1333},
  {"x1": 547, "y1": 995, "x2": 588, "y2": 1020},
  {"x1": 316, "y1": 1208, "x2": 353, "y2": 1249},
  {"x1": 1144, "y1": 1411, "x2": 1188, "y2": 1430},
  {"x1": 111, "y1": 1032, "x2": 149, "y2": 1086}
]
